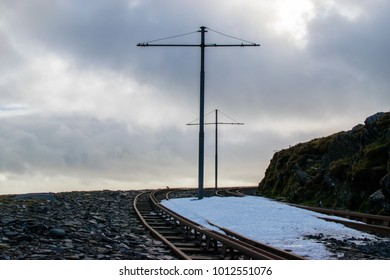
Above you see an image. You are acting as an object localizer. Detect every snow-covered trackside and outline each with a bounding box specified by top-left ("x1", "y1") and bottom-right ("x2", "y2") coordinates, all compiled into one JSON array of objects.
[{"x1": 161, "y1": 195, "x2": 386, "y2": 259}]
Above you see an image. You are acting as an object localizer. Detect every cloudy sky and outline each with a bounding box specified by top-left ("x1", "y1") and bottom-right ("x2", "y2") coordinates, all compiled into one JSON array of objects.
[{"x1": 0, "y1": 0, "x2": 389, "y2": 195}]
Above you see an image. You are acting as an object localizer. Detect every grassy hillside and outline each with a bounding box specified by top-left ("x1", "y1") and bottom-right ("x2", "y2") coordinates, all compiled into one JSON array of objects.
[{"x1": 257, "y1": 112, "x2": 390, "y2": 215}]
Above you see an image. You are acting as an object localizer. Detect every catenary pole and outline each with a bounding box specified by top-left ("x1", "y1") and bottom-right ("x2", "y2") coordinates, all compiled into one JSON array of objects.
[
  {"x1": 138, "y1": 26, "x2": 259, "y2": 199},
  {"x1": 187, "y1": 109, "x2": 244, "y2": 193},
  {"x1": 199, "y1": 26, "x2": 206, "y2": 200},
  {"x1": 215, "y1": 109, "x2": 218, "y2": 192}
]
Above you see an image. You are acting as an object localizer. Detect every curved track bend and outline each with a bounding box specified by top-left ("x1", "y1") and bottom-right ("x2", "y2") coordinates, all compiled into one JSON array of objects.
[{"x1": 134, "y1": 189, "x2": 304, "y2": 260}]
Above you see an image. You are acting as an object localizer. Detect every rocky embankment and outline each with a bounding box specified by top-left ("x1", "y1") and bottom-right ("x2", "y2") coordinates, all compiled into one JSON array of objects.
[
  {"x1": 258, "y1": 112, "x2": 390, "y2": 215},
  {"x1": 1, "y1": 189, "x2": 390, "y2": 260},
  {"x1": 0, "y1": 190, "x2": 177, "y2": 260}
]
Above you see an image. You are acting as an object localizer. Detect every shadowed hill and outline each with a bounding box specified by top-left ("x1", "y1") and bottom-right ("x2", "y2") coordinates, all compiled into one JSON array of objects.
[{"x1": 258, "y1": 112, "x2": 390, "y2": 215}]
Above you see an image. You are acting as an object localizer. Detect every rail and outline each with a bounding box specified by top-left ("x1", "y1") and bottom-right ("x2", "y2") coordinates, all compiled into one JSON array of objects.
[
  {"x1": 134, "y1": 188, "x2": 304, "y2": 260},
  {"x1": 289, "y1": 204, "x2": 390, "y2": 236}
]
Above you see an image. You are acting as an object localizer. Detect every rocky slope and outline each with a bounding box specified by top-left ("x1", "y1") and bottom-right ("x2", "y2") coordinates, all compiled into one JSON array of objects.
[
  {"x1": 0, "y1": 190, "x2": 177, "y2": 260},
  {"x1": 257, "y1": 112, "x2": 390, "y2": 215}
]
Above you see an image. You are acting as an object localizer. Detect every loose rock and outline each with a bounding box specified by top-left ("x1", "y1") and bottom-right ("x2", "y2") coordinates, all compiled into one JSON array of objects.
[
  {"x1": 49, "y1": 228, "x2": 66, "y2": 239},
  {"x1": 0, "y1": 190, "x2": 177, "y2": 260}
]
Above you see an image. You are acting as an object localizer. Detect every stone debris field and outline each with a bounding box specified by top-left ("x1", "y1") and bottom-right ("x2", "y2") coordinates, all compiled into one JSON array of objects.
[{"x1": 0, "y1": 190, "x2": 176, "y2": 260}]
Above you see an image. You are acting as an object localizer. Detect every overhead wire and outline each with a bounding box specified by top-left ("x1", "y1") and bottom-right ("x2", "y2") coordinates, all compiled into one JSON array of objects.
[
  {"x1": 186, "y1": 109, "x2": 243, "y2": 125},
  {"x1": 206, "y1": 27, "x2": 258, "y2": 45},
  {"x1": 186, "y1": 110, "x2": 216, "y2": 125},
  {"x1": 138, "y1": 26, "x2": 259, "y2": 46},
  {"x1": 218, "y1": 110, "x2": 243, "y2": 124},
  {"x1": 139, "y1": 30, "x2": 198, "y2": 44}
]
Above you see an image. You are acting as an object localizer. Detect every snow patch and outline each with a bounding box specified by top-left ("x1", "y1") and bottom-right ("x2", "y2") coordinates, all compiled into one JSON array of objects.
[{"x1": 161, "y1": 195, "x2": 384, "y2": 259}]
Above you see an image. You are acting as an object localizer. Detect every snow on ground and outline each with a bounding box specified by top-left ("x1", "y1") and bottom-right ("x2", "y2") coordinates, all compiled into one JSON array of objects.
[{"x1": 161, "y1": 195, "x2": 386, "y2": 259}]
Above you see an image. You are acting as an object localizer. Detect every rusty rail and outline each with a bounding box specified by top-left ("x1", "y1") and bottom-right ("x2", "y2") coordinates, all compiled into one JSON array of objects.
[
  {"x1": 290, "y1": 204, "x2": 390, "y2": 236},
  {"x1": 134, "y1": 188, "x2": 304, "y2": 260},
  {"x1": 207, "y1": 220, "x2": 303, "y2": 260},
  {"x1": 133, "y1": 191, "x2": 191, "y2": 259}
]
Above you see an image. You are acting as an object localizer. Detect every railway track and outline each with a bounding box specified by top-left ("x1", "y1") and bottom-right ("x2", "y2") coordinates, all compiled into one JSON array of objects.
[
  {"x1": 133, "y1": 189, "x2": 304, "y2": 260},
  {"x1": 290, "y1": 204, "x2": 390, "y2": 237}
]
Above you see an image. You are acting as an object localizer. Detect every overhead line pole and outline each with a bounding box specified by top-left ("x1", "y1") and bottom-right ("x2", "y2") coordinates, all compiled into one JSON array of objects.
[
  {"x1": 187, "y1": 109, "x2": 244, "y2": 192},
  {"x1": 215, "y1": 109, "x2": 217, "y2": 193},
  {"x1": 199, "y1": 26, "x2": 206, "y2": 200},
  {"x1": 138, "y1": 26, "x2": 259, "y2": 199}
]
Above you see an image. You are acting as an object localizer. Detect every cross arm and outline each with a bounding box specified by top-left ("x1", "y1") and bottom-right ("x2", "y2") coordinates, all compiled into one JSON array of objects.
[
  {"x1": 187, "y1": 122, "x2": 244, "y2": 125},
  {"x1": 205, "y1": 43, "x2": 260, "y2": 47},
  {"x1": 137, "y1": 43, "x2": 260, "y2": 47},
  {"x1": 137, "y1": 43, "x2": 200, "y2": 47}
]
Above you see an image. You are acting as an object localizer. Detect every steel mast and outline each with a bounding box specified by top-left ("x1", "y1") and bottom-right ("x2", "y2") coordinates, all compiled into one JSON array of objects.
[
  {"x1": 187, "y1": 109, "x2": 244, "y2": 192},
  {"x1": 138, "y1": 26, "x2": 259, "y2": 199}
]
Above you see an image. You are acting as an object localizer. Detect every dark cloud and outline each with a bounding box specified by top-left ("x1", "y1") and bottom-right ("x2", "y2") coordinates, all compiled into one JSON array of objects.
[
  {"x1": 0, "y1": 1, "x2": 389, "y2": 194},
  {"x1": 0, "y1": 114, "x2": 198, "y2": 190},
  {"x1": 0, "y1": 31, "x2": 21, "y2": 70}
]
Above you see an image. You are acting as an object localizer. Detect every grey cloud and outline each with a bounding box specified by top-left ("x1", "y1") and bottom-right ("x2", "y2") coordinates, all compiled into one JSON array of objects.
[
  {"x1": 307, "y1": 2, "x2": 390, "y2": 89},
  {"x1": 1, "y1": 0, "x2": 263, "y2": 92},
  {"x1": 0, "y1": 113, "x2": 197, "y2": 179},
  {"x1": 0, "y1": 1, "x2": 389, "y2": 194},
  {"x1": 0, "y1": 31, "x2": 21, "y2": 71}
]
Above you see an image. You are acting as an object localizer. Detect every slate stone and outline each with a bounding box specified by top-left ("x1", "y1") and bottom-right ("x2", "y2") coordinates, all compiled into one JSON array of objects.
[
  {"x1": 0, "y1": 190, "x2": 178, "y2": 260},
  {"x1": 15, "y1": 235, "x2": 33, "y2": 242},
  {"x1": 49, "y1": 228, "x2": 67, "y2": 239}
]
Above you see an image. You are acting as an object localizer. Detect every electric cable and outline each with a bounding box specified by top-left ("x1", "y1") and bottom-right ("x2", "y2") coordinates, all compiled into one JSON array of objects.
[
  {"x1": 186, "y1": 110, "x2": 216, "y2": 125},
  {"x1": 139, "y1": 30, "x2": 198, "y2": 45},
  {"x1": 218, "y1": 110, "x2": 243, "y2": 124},
  {"x1": 206, "y1": 27, "x2": 258, "y2": 45}
]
